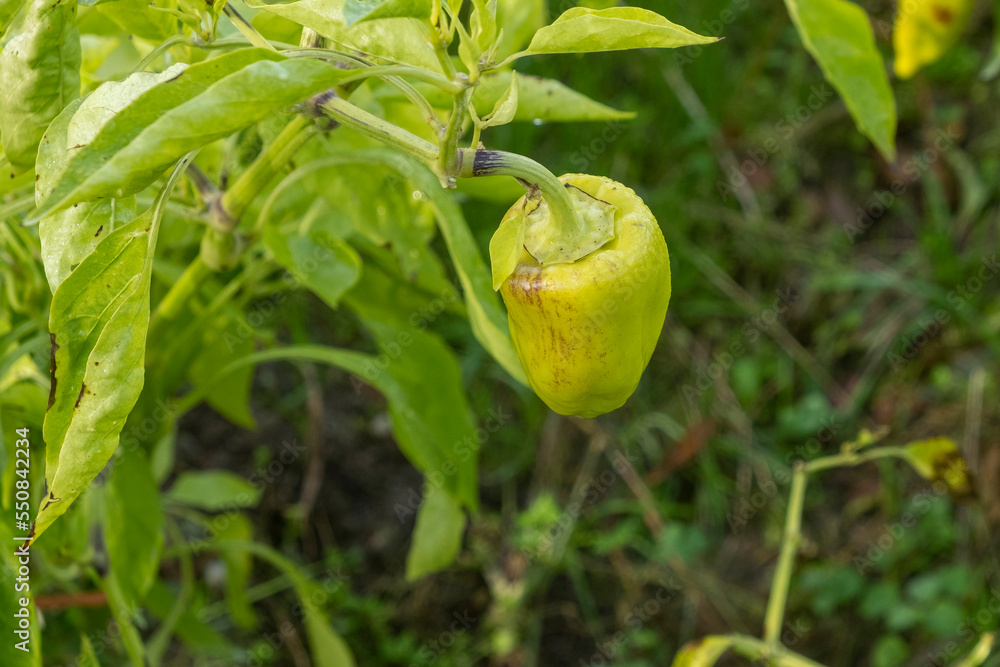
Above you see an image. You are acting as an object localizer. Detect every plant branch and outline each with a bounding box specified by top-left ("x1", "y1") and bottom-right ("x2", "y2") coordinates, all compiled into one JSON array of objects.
[
  {"x1": 438, "y1": 89, "x2": 472, "y2": 184},
  {"x1": 728, "y1": 634, "x2": 827, "y2": 667},
  {"x1": 309, "y1": 91, "x2": 440, "y2": 164},
  {"x1": 763, "y1": 462, "x2": 807, "y2": 645},
  {"x1": 220, "y1": 114, "x2": 318, "y2": 226},
  {"x1": 148, "y1": 256, "x2": 211, "y2": 339},
  {"x1": 223, "y1": 4, "x2": 275, "y2": 51}
]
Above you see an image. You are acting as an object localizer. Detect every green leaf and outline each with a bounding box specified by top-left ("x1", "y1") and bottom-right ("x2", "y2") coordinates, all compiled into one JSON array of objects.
[
  {"x1": 406, "y1": 483, "x2": 466, "y2": 580},
  {"x1": 482, "y1": 70, "x2": 518, "y2": 127},
  {"x1": 208, "y1": 540, "x2": 356, "y2": 667},
  {"x1": 671, "y1": 636, "x2": 733, "y2": 667},
  {"x1": 33, "y1": 158, "x2": 188, "y2": 541},
  {"x1": 166, "y1": 470, "x2": 263, "y2": 511},
  {"x1": 187, "y1": 312, "x2": 256, "y2": 429},
  {"x1": 145, "y1": 581, "x2": 243, "y2": 659},
  {"x1": 488, "y1": 205, "x2": 524, "y2": 290},
  {"x1": 0, "y1": 0, "x2": 81, "y2": 172},
  {"x1": 783, "y1": 0, "x2": 897, "y2": 161},
  {"x1": 470, "y1": 0, "x2": 497, "y2": 54},
  {"x1": 243, "y1": 0, "x2": 442, "y2": 71},
  {"x1": 262, "y1": 158, "x2": 441, "y2": 283},
  {"x1": 353, "y1": 318, "x2": 480, "y2": 511},
  {"x1": 104, "y1": 573, "x2": 145, "y2": 667},
  {"x1": 263, "y1": 216, "x2": 363, "y2": 309},
  {"x1": 511, "y1": 6, "x2": 718, "y2": 61},
  {"x1": 37, "y1": 68, "x2": 176, "y2": 290},
  {"x1": 412, "y1": 71, "x2": 634, "y2": 122},
  {"x1": 456, "y1": 18, "x2": 482, "y2": 75},
  {"x1": 482, "y1": 70, "x2": 632, "y2": 123},
  {"x1": 0, "y1": 0, "x2": 27, "y2": 38},
  {"x1": 901, "y1": 436, "x2": 973, "y2": 497},
  {"x1": 260, "y1": 151, "x2": 527, "y2": 385},
  {"x1": 95, "y1": 0, "x2": 176, "y2": 41},
  {"x1": 216, "y1": 514, "x2": 257, "y2": 629},
  {"x1": 495, "y1": 0, "x2": 544, "y2": 60},
  {"x1": 184, "y1": 340, "x2": 481, "y2": 510},
  {"x1": 77, "y1": 635, "x2": 100, "y2": 667},
  {"x1": 342, "y1": 0, "x2": 431, "y2": 26},
  {"x1": 32, "y1": 49, "x2": 352, "y2": 221},
  {"x1": 37, "y1": 64, "x2": 185, "y2": 201},
  {"x1": 39, "y1": 197, "x2": 137, "y2": 292},
  {"x1": 303, "y1": 604, "x2": 357, "y2": 667},
  {"x1": 104, "y1": 447, "x2": 164, "y2": 604}
]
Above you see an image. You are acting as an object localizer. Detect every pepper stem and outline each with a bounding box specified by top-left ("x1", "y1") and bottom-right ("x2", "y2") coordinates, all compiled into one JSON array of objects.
[{"x1": 457, "y1": 148, "x2": 584, "y2": 241}]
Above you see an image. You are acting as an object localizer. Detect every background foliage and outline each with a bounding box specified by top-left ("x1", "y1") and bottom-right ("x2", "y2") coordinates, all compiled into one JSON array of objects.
[{"x1": 0, "y1": 0, "x2": 998, "y2": 665}]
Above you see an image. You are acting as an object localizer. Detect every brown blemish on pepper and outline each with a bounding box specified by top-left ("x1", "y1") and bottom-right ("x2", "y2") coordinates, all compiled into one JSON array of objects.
[{"x1": 74, "y1": 383, "x2": 86, "y2": 408}]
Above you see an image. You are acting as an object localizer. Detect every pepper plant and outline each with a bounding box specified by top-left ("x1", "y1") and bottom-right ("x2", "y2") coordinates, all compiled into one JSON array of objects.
[{"x1": 0, "y1": 0, "x2": 994, "y2": 664}]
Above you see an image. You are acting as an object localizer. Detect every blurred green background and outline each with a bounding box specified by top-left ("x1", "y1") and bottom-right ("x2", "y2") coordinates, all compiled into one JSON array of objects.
[
  {"x1": 186, "y1": 1, "x2": 1000, "y2": 665},
  {"x1": 12, "y1": 0, "x2": 1000, "y2": 665}
]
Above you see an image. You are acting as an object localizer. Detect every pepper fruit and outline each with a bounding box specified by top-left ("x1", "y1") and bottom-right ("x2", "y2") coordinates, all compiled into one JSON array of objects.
[{"x1": 494, "y1": 174, "x2": 671, "y2": 418}]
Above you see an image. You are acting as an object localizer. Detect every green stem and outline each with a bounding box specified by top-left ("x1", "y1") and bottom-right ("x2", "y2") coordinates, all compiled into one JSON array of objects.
[
  {"x1": 223, "y1": 4, "x2": 275, "y2": 51},
  {"x1": 148, "y1": 256, "x2": 211, "y2": 338},
  {"x1": 220, "y1": 114, "x2": 317, "y2": 225},
  {"x1": 457, "y1": 148, "x2": 584, "y2": 237},
  {"x1": 146, "y1": 520, "x2": 194, "y2": 667},
  {"x1": 803, "y1": 446, "x2": 911, "y2": 474},
  {"x1": 438, "y1": 89, "x2": 471, "y2": 183},
  {"x1": 763, "y1": 462, "x2": 807, "y2": 646},
  {"x1": 728, "y1": 634, "x2": 827, "y2": 667},
  {"x1": 311, "y1": 92, "x2": 440, "y2": 164}
]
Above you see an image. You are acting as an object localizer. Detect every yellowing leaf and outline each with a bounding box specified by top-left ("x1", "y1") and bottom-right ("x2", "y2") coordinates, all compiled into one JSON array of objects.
[
  {"x1": 783, "y1": 0, "x2": 897, "y2": 162},
  {"x1": 893, "y1": 0, "x2": 973, "y2": 79},
  {"x1": 901, "y1": 436, "x2": 974, "y2": 497},
  {"x1": 489, "y1": 206, "x2": 525, "y2": 290},
  {"x1": 482, "y1": 71, "x2": 518, "y2": 128}
]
